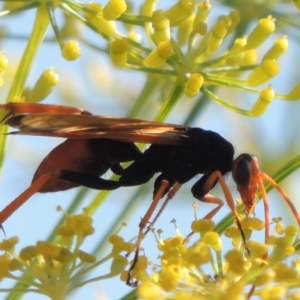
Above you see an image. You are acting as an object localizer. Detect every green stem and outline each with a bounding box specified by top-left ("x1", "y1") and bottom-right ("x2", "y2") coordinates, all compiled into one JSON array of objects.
[
  {"x1": 6, "y1": 4, "x2": 49, "y2": 101},
  {"x1": 154, "y1": 82, "x2": 183, "y2": 122}
]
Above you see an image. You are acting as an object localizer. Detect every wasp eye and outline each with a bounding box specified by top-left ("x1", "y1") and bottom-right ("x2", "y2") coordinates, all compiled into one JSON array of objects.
[{"x1": 232, "y1": 154, "x2": 253, "y2": 187}]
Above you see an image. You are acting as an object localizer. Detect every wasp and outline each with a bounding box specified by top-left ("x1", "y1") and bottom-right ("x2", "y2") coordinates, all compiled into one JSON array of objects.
[{"x1": 0, "y1": 102, "x2": 299, "y2": 286}]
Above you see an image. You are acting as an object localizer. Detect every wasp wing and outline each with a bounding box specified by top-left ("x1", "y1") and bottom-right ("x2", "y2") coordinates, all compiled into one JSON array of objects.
[{"x1": 5, "y1": 113, "x2": 191, "y2": 145}]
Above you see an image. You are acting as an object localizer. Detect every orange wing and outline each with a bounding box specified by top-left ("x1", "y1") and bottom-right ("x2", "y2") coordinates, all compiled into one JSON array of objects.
[{"x1": 4, "y1": 113, "x2": 191, "y2": 145}]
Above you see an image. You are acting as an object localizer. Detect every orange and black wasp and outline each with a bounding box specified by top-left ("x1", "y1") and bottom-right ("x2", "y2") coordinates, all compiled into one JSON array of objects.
[{"x1": 0, "y1": 102, "x2": 299, "y2": 286}]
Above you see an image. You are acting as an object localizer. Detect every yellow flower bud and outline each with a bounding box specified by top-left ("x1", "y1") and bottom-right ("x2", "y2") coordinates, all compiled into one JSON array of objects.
[
  {"x1": 103, "y1": 0, "x2": 127, "y2": 21},
  {"x1": 250, "y1": 86, "x2": 275, "y2": 116},
  {"x1": 144, "y1": 41, "x2": 173, "y2": 67},
  {"x1": 62, "y1": 40, "x2": 81, "y2": 61},
  {"x1": 165, "y1": 0, "x2": 195, "y2": 26},
  {"x1": 247, "y1": 59, "x2": 279, "y2": 86},
  {"x1": 225, "y1": 250, "x2": 248, "y2": 275},
  {"x1": 85, "y1": 3, "x2": 118, "y2": 38},
  {"x1": 110, "y1": 38, "x2": 129, "y2": 67},
  {"x1": 245, "y1": 16, "x2": 275, "y2": 50},
  {"x1": 207, "y1": 20, "x2": 227, "y2": 53},
  {"x1": 191, "y1": 218, "x2": 215, "y2": 233},
  {"x1": 184, "y1": 73, "x2": 204, "y2": 98},
  {"x1": 254, "y1": 270, "x2": 275, "y2": 286},
  {"x1": 152, "y1": 11, "x2": 170, "y2": 44},
  {"x1": 9, "y1": 258, "x2": 23, "y2": 271},
  {"x1": 247, "y1": 240, "x2": 268, "y2": 259},
  {"x1": 57, "y1": 247, "x2": 74, "y2": 263},
  {"x1": 183, "y1": 242, "x2": 211, "y2": 266},
  {"x1": 0, "y1": 237, "x2": 19, "y2": 252},
  {"x1": 84, "y1": 3, "x2": 103, "y2": 19},
  {"x1": 177, "y1": 14, "x2": 194, "y2": 45},
  {"x1": 19, "y1": 246, "x2": 37, "y2": 261},
  {"x1": 241, "y1": 217, "x2": 265, "y2": 231},
  {"x1": 159, "y1": 265, "x2": 181, "y2": 291},
  {"x1": 65, "y1": 214, "x2": 94, "y2": 237},
  {"x1": 36, "y1": 241, "x2": 61, "y2": 259},
  {"x1": 263, "y1": 36, "x2": 288, "y2": 61},
  {"x1": 28, "y1": 68, "x2": 59, "y2": 102},
  {"x1": 137, "y1": 281, "x2": 166, "y2": 299},
  {"x1": 284, "y1": 225, "x2": 298, "y2": 246},
  {"x1": 109, "y1": 234, "x2": 125, "y2": 247},
  {"x1": 259, "y1": 286, "x2": 287, "y2": 300},
  {"x1": 225, "y1": 10, "x2": 240, "y2": 36},
  {"x1": 193, "y1": 0, "x2": 211, "y2": 28},
  {"x1": 141, "y1": 0, "x2": 158, "y2": 17},
  {"x1": 203, "y1": 232, "x2": 222, "y2": 252},
  {"x1": 240, "y1": 49, "x2": 258, "y2": 66}
]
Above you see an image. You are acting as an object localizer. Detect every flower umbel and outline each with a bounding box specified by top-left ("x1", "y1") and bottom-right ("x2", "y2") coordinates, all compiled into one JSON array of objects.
[
  {"x1": 136, "y1": 217, "x2": 300, "y2": 300},
  {"x1": 0, "y1": 210, "x2": 133, "y2": 299}
]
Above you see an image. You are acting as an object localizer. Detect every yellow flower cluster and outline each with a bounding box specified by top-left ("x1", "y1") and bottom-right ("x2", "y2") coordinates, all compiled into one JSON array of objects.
[
  {"x1": 0, "y1": 210, "x2": 134, "y2": 299},
  {"x1": 2, "y1": 0, "x2": 300, "y2": 112},
  {"x1": 136, "y1": 218, "x2": 300, "y2": 300}
]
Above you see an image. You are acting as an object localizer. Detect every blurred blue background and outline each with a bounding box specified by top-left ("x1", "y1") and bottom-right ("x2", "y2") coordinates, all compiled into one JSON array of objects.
[{"x1": 1, "y1": 1, "x2": 300, "y2": 299}]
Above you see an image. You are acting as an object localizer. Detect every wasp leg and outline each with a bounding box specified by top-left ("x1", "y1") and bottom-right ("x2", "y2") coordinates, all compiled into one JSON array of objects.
[
  {"x1": 110, "y1": 163, "x2": 125, "y2": 176},
  {"x1": 126, "y1": 178, "x2": 171, "y2": 287},
  {"x1": 191, "y1": 171, "x2": 248, "y2": 252},
  {"x1": 59, "y1": 170, "x2": 121, "y2": 190},
  {"x1": 0, "y1": 170, "x2": 120, "y2": 226}
]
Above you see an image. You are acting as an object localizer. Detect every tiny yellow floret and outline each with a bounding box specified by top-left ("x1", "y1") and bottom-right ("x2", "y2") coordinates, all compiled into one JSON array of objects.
[
  {"x1": 164, "y1": 0, "x2": 195, "y2": 26},
  {"x1": 225, "y1": 250, "x2": 248, "y2": 275},
  {"x1": 184, "y1": 73, "x2": 204, "y2": 98},
  {"x1": 144, "y1": 41, "x2": 173, "y2": 67},
  {"x1": 19, "y1": 246, "x2": 37, "y2": 261},
  {"x1": 247, "y1": 59, "x2": 279, "y2": 86},
  {"x1": 207, "y1": 20, "x2": 227, "y2": 53},
  {"x1": 191, "y1": 218, "x2": 215, "y2": 234},
  {"x1": 245, "y1": 16, "x2": 276, "y2": 50},
  {"x1": 29, "y1": 68, "x2": 59, "y2": 102},
  {"x1": 152, "y1": 11, "x2": 171, "y2": 44},
  {"x1": 110, "y1": 38, "x2": 129, "y2": 67},
  {"x1": 0, "y1": 237, "x2": 19, "y2": 252},
  {"x1": 193, "y1": 0, "x2": 211, "y2": 28},
  {"x1": 203, "y1": 232, "x2": 222, "y2": 252},
  {"x1": 250, "y1": 85, "x2": 274, "y2": 116},
  {"x1": 36, "y1": 241, "x2": 61, "y2": 259},
  {"x1": 62, "y1": 40, "x2": 81, "y2": 61},
  {"x1": 103, "y1": 0, "x2": 127, "y2": 20},
  {"x1": 263, "y1": 36, "x2": 288, "y2": 61}
]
